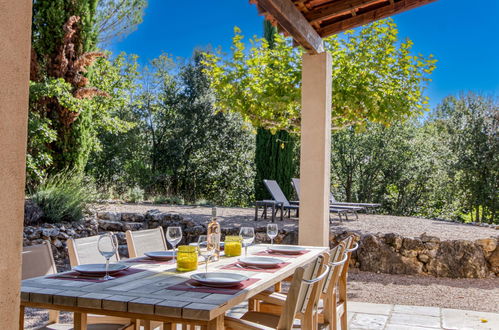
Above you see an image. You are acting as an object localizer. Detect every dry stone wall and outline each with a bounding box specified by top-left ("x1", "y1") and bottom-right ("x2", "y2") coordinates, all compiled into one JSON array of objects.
[{"x1": 23, "y1": 209, "x2": 498, "y2": 277}]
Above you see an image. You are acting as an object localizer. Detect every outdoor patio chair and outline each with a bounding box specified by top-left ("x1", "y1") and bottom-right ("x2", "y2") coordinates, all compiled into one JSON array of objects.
[
  {"x1": 263, "y1": 179, "x2": 350, "y2": 222},
  {"x1": 225, "y1": 252, "x2": 330, "y2": 330},
  {"x1": 252, "y1": 243, "x2": 349, "y2": 330},
  {"x1": 291, "y1": 178, "x2": 367, "y2": 218},
  {"x1": 330, "y1": 191, "x2": 381, "y2": 212},
  {"x1": 68, "y1": 235, "x2": 167, "y2": 330},
  {"x1": 336, "y1": 235, "x2": 359, "y2": 330},
  {"x1": 21, "y1": 241, "x2": 133, "y2": 330},
  {"x1": 67, "y1": 234, "x2": 120, "y2": 268},
  {"x1": 125, "y1": 227, "x2": 168, "y2": 258}
]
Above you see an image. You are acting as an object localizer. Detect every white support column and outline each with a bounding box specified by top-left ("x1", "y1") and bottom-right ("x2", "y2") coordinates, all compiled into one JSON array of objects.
[
  {"x1": 0, "y1": 0, "x2": 32, "y2": 326},
  {"x1": 299, "y1": 52, "x2": 332, "y2": 247}
]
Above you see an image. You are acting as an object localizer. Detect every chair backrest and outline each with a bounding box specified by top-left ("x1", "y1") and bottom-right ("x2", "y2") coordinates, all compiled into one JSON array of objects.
[
  {"x1": 329, "y1": 191, "x2": 338, "y2": 203},
  {"x1": 22, "y1": 241, "x2": 57, "y2": 280},
  {"x1": 322, "y1": 243, "x2": 347, "y2": 295},
  {"x1": 291, "y1": 178, "x2": 301, "y2": 199},
  {"x1": 67, "y1": 234, "x2": 120, "y2": 267},
  {"x1": 339, "y1": 236, "x2": 357, "y2": 280},
  {"x1": 263, "y1": 179, "x2": 291, "y2": 207},
  {"x1": 277, "y1": 252, "x2": 330, "y2": 329},
  {"x1": 125, "y1": 227, "x2": 168, "y2": 258}
]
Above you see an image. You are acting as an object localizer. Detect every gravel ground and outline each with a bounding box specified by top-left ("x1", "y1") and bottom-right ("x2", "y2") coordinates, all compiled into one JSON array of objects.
[
  {"x1": 348, "y1": 269, "x2": 499, "y2": 313},
  {"x1": 23, "y1": 270, "x2": 498, "y2": 328},
  {"x1": 97, "y1": 203, "x2": 498, "y2": 241}
]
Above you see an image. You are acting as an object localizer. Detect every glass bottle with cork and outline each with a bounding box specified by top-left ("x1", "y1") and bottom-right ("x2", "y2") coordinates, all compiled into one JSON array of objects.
[{"x1": 207, "y1": 207, "x2": 221, "y2": 261}]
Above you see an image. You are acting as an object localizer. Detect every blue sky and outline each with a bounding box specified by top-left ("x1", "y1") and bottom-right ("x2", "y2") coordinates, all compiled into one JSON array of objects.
[{"x1": 110, "y1": 0, "x2": 499, "y2": 109}]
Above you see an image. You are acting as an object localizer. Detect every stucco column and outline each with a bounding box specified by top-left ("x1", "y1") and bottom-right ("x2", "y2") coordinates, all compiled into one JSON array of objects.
[
  {"x1": 0, "y1": 0, "x2": 32, "y2": 326},
  {"x1": 299, "y1": 52, "x2": 332, "y2": 247}
]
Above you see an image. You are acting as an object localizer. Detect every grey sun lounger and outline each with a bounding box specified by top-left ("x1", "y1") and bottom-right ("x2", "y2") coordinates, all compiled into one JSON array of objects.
[
  {"x1": 292, "y1": 178, "x2": 380, "y2": 213},
  {"x1": 263, "y1": 179, "x2": 351, "y2": 222}
]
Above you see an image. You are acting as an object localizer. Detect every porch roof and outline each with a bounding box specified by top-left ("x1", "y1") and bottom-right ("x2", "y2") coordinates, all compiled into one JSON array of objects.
[{"x1": 251, "y1": 0, "x2": 437, "y2": 53}]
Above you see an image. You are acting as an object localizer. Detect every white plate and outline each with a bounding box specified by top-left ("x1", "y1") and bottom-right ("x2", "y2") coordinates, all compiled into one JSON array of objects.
[
  {"x1": 73, "y1": 263, "x2": 129, "y2": 276},
  {"x1": 268, "y1": 245, "x2": 306, "y2": 255},
  {"x1": 190, "y1": 272, "x2": 248, "y2": 287},
  {"x1": 238, "y1": 256, "x2": 284, "y2": 268},
  {"x1": 144, "y1": 251, "x2": 175, "y2": 261}
]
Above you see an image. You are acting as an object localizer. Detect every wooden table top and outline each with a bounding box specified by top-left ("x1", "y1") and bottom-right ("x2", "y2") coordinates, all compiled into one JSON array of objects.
[{"x1": 21, "y1": 244, "x2": 327, "y2": 322}]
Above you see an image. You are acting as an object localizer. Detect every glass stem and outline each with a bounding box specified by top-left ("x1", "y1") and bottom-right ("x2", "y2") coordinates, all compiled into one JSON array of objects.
[
  {"x1": 271, "y1": 237, "x2": 273, "y2": 245},
  {"x1": 245, "y1": 245, "x2": 248, "y2": 256},
  {"x1": 105, "y1": 257, "x2": 110, "y2": 279}
]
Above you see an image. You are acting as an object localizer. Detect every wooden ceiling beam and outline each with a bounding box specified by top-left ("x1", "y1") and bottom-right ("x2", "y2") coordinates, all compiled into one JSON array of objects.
[
  {"x1": 318, "y1": 0, "x2": 437, "y2": 37},
  {"x1": 257, "y1": 0, "x2": 325, "y2": 54},
  {"x1": 306, "y1": 0, "x2": 383, "y2": 24}
]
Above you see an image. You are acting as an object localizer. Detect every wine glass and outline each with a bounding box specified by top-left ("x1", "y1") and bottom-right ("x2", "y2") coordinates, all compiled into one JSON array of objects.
[
  {"x1": 239, "y1": 227, "x2": 255, "y2": 256},
  {"x1": 267, "y1": 223, "x2": 278, "y2": 245},
  {"x1": 198, "y1": 235, "x2": 215, "y2": 273},
  {"x1": 97, "y1": 232, "x2": 118, "y2": 280},
  {"x1": 166, "y1": 227, "x2": 182, "y2": 262}
]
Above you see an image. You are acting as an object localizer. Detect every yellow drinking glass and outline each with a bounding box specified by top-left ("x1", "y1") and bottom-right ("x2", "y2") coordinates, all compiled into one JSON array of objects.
[
  {"x1": 224, "y1": 236, "x2": 242, "y2": 257},
  {"x1": 176, "y1": 245, "x2": 198, "y2": 272}
]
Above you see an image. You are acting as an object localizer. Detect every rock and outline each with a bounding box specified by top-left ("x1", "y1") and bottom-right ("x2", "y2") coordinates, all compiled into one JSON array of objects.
[
  {"x1": 384, "y1": 233, "x2": 403, "y2": 250},
  {"x1": 42, "y1": 227, "x2": 60, "y2": 238},
  {"x1": 98, "y1": 220, "x2": 126, "y2": 232},
  {"x1": 121, "y1": 212, "x2": 145, "y2": 223},
  {"x1": 52, "y1": 238, "x2": 63, "y2": 248},
  {"x1": 402, "y1": 238, "x2": 424, "y2": 251},
  {"x1": 475, "y1": 238, "x2": 497, "y2": 256},
  {"x1": 97, "y1": 212, "x2": 121, "y2": 222},
  {"x1": 357, "y1": 234, "x2": 423, "y2": 275},
  {"x1": 420, "y1": 233, "x2": 440, "y2": 244},
  {"x1": 488, "y1": 247, "x2": 499, "y2": 275},
  {"x1": 418, "y1": 254, "x2": 430, "y2": 263},
  {"x1": 426, "y1": 240, "x2": 489, "y2": 278},
  {"x1": 125, "y1": 222, "x2": 143, "y2": 231},
  {"x1": 24, "y1": 200, "x2": 44, "y2": 225}
]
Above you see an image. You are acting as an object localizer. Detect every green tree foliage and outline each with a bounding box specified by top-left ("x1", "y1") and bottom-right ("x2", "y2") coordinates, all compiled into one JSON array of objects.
[
  {"x1": 96, "y1": 0, "x2": 147, "y2": 44},
  {"x1": 87, "y1": 52, "x2": 256, "y2": 206},
  {"x1": 254, "y1": 20, "x2": 297, "y2": 200},
  {"x1": 432, "y1": 93, "x2": 498, "y2": 222},
  {"x1": 330, "y1": 93, "x2": 497, "y2": 223},
  {"x1": 28, "y1": 0, "x2": 142, "y2": 188},
  {"x1": 203, "y1": 19, "x2": 437, "y2": 132}
]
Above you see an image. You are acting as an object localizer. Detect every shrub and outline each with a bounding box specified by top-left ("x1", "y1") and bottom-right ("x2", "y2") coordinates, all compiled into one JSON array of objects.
[
  {"x1": 152, "y1": 195, "x2": 184, "y2": 205},
  {"x1": 127, "y1": 187, "x2": 145, "y2": 203},
  {"x1": 31, "y1": 171, "x2": 96, "y2": 223}
]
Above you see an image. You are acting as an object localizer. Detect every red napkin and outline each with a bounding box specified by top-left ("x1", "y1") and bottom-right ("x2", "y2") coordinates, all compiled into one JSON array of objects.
[
  {"x1": 166, "y1": 278, "x2": 260, "y2": 295},
  {"x1": 253, "y1": 249, "x2": 311, "y2": 258},
  {"x1": 48, "y1": 267, "x2": 145, "y2": 282},
  {"x1": 220, "y1": 262, "x2": 291, "y2": 273}
]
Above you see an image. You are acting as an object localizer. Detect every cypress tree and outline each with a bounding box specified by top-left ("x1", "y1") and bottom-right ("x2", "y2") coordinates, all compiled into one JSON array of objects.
[
  {"x1": 254, "y1": 20, "x2": 297, "y2": 200},
  {"x1": 31, "y1": 0, "x2": 101, "y2": 173}
]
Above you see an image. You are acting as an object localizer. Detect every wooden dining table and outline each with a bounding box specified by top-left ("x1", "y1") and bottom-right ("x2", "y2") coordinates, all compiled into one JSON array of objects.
[{"x1": 20, "y1": 244, "x2": 328, "y2": 329}]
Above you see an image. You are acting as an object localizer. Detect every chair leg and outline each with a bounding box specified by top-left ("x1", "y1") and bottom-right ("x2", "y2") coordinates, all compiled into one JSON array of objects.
[
  {"x1": 48, "y1": 310, "x2": 59, "y2": 324},
  {"x1": 19, "y1": 305, "x2": 25, "y2": 330},
  {"x1": 274, "y1": 281, "x2": 282, "y2": 292},
  {"x1": 355, "y1": 211, "x2": 359, "y2": 220}
]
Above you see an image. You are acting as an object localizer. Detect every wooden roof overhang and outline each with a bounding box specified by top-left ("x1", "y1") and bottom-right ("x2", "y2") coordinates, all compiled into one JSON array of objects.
[{"x1": 251, "y1": 0, "x2": 437, "y2": 54}]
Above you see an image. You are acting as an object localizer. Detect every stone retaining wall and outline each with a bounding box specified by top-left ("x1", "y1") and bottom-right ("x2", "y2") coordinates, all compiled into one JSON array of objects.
[{"x1": 23, "y1": 209, "x2": 498, "y2": 277}]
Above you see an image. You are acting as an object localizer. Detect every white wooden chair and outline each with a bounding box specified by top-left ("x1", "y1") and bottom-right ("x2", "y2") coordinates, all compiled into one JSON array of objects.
[
  {"x1": 66, "y1": 235, "x2": 139, "y2": 329},
  {"x1": 225, "y1": 252, "x2": 330, "y2": 330},
  {"x1": 125, "y1": 227, "x2": 168, "y2": 258},
  {"x1": 67, "y1": 235, "x2": 120, "y2": 268},
  {"x1": 21, "y1": 241, "x2": 133, "y2": 330}
]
